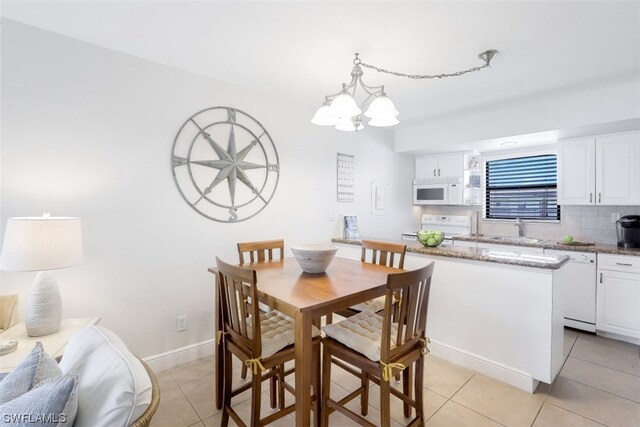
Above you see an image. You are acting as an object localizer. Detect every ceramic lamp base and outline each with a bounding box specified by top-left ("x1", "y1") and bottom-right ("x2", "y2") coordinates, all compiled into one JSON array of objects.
[{"x1": 25, "y1": 271, "x2": 62, "y2": 337}]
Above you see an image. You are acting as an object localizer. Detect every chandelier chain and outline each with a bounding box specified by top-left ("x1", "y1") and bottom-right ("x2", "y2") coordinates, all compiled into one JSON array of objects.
[{"x1": 357, "y1": 50, "x2": 497, "y2": 80}]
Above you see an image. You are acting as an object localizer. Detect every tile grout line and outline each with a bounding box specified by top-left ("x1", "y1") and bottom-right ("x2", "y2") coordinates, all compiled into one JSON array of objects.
[
  {"x1": 556, "y1": 375, "x2": 640, "y2": 405},
  {"x1": 543, "y1": 401, "x2": 608, "y2": 426},
  {"x1": 444, "y1": 373, "x2": 508, "y2": 426},
  {"x1": 528, "y1": 332, "x2": 580, "y2": 426},
  {"x1": 568, "y1": 354, "x2": 640, "y2": 378}
]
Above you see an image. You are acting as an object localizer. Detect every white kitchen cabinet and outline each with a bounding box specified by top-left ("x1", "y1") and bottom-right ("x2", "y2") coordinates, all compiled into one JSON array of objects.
[
  {"x1": 596, "y1": 133, "x2": 640, "y2": 205},
  {"x1": 415, "y1": 153, "x2": 464, "y2": 180},
  {"x1": 558, "y1": 131, "x2": 640, "y2": 205},
  {"x1": 557, "y1": 138, "x2": 596, "y2": 205},
  {"x1": 597, "y1": 254, "x2": 640, "y2": 343}
]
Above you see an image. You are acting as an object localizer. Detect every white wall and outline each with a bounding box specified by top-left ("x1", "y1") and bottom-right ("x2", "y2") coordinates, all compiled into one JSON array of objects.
[
  {"x1": 0, "y1": 20, "x2": 415, "y2": 357},
  {"x1": 395, "y1": 79, "x2": 640, "y2": 154}
]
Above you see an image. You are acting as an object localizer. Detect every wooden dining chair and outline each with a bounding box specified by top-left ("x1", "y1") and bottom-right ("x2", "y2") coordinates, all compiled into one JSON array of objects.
[
  {"x1": 237, "y1": 239, "x2": 284, "y2": 384},
  {"x1": 216, "y1": 257, "x2": 322, "y2": 427},
  {"x1": 320, "y1": 262, "x2": 435, "y2": 427},
  {"x1": 334, "y1": 240, "x2": 407, "y2": 319},
  {"x1": 237, "y1": 239, "x2": 284, "y2": 265}
]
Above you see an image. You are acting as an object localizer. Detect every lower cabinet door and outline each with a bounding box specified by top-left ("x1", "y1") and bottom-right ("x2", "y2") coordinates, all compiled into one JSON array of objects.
[{"x1": 596, "y1": 270, "x2": 640, "y2": 340}]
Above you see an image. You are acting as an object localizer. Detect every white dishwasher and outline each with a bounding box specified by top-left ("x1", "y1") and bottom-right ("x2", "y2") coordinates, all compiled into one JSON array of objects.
[{"x1": 545, "y1": 249, "x2": 597, "y2": 332}]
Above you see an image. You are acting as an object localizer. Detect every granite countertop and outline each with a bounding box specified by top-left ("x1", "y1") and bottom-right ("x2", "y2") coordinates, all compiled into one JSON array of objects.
[
  {"x1": 452, "y1": 235, "x2": 640, "y2": 256},
  {"x1": 332, "y1": 237, "x2": 570, "y2": 270}
]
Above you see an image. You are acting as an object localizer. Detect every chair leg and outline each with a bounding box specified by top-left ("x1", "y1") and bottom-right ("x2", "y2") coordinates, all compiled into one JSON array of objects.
[
  {"x1": 313, "y1": 343, "x2": 321, "y2": 427},
  {"x1": 380, "y1": 377, "x2": 391, "y2": 427},
  {"x1": 321, "y1": 345, "x2": 332, "y2": 427},
  {"x1": 270, "y1": 367, "x2": 277, "y2": 409},
  {"x1": 415, "y1": 357, "x2": 425, "y2": 423},
  {"x1": 278, "y1": 363, "x2": 285, "y2": 410},
  {"x1": 221, "y1": 347, "x2": 233, "y2": 427},
  {"x1": 361, "y1": 372, "x2": 369, "y2": 416},
  {"x1": 403, "y1": 365, "x2": 413, "y2": 418},
  {"x1": 250, "y1": 367, "x2": 262, "y2": 427}
]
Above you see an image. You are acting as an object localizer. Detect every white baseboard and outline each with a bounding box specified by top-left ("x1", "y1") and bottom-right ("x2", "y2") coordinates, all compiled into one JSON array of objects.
[
  {"x1": 429, "y1": 340, "x2": 539, "y2": 393},
  {"x1": 143, "y1": 339, "x2": 216, "y2": 372}
]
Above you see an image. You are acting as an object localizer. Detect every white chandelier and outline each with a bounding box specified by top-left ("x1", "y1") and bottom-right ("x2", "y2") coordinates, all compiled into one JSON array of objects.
[{"x1": 312, "y1": 50, "x2": 498, "y2": 131}]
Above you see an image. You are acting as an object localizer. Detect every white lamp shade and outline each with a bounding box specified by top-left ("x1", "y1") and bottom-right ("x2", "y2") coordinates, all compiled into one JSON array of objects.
[
  {"x1": 364, "y1": 95, "x2": 399, "y2": 118},
  {"x1": 335, "y1": 117, "x2": 364, "y2": 132},
  {"x1": 311, "y1": 105, "x2": 338, "y2": 126},
  {"x1": 368, "y1": 115, "x2": 400, "y2": 127},
  {"x1": 329, "y1": 93, "x2": 362, "y2": 118},
  {"x1": 0, "y1": 216, "x2": 83, "y2": 272}
]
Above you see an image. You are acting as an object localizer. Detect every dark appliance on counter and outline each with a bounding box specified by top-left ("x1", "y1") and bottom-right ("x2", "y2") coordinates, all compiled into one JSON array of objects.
[{"x1": 616, "y1": 215, "x2": 640, "y2": 248}]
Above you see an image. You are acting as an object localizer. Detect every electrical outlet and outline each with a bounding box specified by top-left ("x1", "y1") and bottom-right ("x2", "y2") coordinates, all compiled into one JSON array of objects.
[
  {"x1": 611, "y1": 212, "x2": 621, "y2": 223},
  {"x1": 176, "y1": 315, "x2": 187, "y2": 332}
]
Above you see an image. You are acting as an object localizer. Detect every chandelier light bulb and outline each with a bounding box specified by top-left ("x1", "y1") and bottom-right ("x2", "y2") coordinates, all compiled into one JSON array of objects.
[
  {"x1": 328, "y1": 92, "x2": 362, "y2": 118},
  {"x1": 335, "y1": 117, "x2": 364, "y2": 132},
  {"x1": 368, "y1": 115, "x2": 400, "y2": 127},
  {"x1": 311, "y1": 104, "x2": 338, "y2": 126},
  {"x1": 364, "y1": 95, "x2": 399, "y2": 119}
]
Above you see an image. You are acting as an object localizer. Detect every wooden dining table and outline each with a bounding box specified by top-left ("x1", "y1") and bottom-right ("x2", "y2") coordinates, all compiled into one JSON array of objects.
[{"x1": 208, "y1": 256, "x2": 401, "y2": 427}]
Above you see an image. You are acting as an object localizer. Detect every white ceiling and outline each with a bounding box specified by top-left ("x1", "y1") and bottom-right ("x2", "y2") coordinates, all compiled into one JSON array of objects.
[{"x1": 2, "y1": 1, "x2": 639, "y2": 123}]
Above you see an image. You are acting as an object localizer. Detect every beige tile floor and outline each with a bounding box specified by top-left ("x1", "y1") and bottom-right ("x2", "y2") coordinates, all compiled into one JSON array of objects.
[{"x1": 150, "y1": 329, "x2": 640, "y2": 427}]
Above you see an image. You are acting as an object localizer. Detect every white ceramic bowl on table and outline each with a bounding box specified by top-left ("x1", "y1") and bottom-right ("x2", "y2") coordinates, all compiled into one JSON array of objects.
[{"x1": 291, "y1": 244, "x2": 338, "y2": 273}]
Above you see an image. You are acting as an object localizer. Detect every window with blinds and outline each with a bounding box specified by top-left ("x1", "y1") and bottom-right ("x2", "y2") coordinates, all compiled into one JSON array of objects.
[{"x1": 485, "y1": 154, "x2": 560, "y2": 220}]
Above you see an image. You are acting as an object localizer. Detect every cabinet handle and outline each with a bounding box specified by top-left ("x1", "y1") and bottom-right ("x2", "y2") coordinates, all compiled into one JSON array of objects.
[
  {"x1": 616, "y1": 262, "x2": 633, "y2": 267},
  {"x1": 433, "y1": 169, "x2": 436, "y2": 177},
  {"x1": 599, "y1": 193, "x2": 601, "y2": 203},
  {"x1": 600, "y1": 272, "x2": 603, "y2": 283},
  {"x1": 438, "y1": 168, "x2": 441, "y2": 176},
  {"x1": 590, "y1": 193, "x2": 593, "y2": 203}
]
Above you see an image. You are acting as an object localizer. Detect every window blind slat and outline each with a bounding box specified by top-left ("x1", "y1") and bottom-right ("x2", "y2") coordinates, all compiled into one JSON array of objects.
[{"x1": 485, "y1": 154, "x2": 560, "y2": 220}]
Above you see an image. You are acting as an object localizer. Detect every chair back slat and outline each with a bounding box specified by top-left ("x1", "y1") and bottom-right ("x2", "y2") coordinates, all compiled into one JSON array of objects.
[
  {"x1": 380, "y1": 263, "x2": 435, "y2": 362},
  {"x1": 237, "y1": 239, "x2": 284, "y2": 265},
  {"x1": 216, "y1": 257, "x2": 262, "y2": 356},
  {"x1": 361, "y1": 240, "x2": 406, "y2": 269}
]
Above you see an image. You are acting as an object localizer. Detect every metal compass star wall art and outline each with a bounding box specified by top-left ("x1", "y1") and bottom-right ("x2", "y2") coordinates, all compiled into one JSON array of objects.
[{"x1": 171, "y1": 107, "x2": 280, "y2": 222}]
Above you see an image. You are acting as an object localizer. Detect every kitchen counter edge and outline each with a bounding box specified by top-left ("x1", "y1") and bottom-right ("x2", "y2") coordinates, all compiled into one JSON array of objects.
[
  {"x1": 332, "y1": 238, "x2": 569, "y2": 270},
  {"x1": 452, "y1": 235, "x2": 640, "y2": 255}
]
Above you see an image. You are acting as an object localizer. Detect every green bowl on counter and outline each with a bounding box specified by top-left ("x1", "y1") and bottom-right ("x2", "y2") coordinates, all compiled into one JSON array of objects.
[{"x1": 418, "y1": 230, "x2": 445, "y2": 247}]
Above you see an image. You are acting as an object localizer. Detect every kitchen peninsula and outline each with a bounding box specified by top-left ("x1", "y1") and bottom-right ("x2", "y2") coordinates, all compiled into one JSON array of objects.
[{"x1": 332, "y1": 237, "x2": 571, "y2": 393}]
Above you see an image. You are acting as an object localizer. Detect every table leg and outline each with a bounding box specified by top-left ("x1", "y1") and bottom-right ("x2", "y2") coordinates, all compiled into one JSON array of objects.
[
  {"x1": 295, "y1": 311, "x2": 312, "y2": 427},
  {"x1": 215, "y1": 275, "x2": 224, "y2": 410}
]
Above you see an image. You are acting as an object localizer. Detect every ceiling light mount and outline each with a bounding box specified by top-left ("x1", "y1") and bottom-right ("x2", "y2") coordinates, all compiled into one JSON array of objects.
[{"x1": 312, "y1": 49, "x2": 498, "y2": 131}]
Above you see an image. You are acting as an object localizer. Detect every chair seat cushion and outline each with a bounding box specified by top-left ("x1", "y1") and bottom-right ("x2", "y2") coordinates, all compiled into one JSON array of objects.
[
  {"x1": 322, "y1": 310, "x2": 397, "y2": 362},
  {"x1": 349, "y1": 296, "x2": 386, "y2": 313},
  {"x1": 246, "y1": 311, "x2": 320, "y2": 359},
  {"x1": 58, "y1": 325, "x2": 152, "y2": 427}
]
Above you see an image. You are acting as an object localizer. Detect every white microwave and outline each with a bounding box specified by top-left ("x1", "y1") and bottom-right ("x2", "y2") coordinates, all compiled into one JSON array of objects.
[{"x1": 413, "y1": 182, "x2": 463, "y2": 205}]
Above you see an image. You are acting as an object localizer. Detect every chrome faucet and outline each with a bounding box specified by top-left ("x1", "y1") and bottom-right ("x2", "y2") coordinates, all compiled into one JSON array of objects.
[{"x1": 514, "y1": 218, "x2": 524, "y2": 237}]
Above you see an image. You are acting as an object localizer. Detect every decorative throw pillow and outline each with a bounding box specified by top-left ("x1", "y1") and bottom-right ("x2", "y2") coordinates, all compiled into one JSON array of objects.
[
  {"x1": 0, "y1": 372, "x2": 79, "y2": 426},
  {"x1": 0, "y1": 342, "x2": 62, "y2": 405},
  {"x1": 59, "y1": 325, "x2": 152, "y2": 427}
]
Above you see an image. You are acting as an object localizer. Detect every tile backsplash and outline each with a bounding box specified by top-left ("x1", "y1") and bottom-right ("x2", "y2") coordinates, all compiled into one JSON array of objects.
[{"x1": 418, "y1": 205, "x2": 640, "y2": 244}]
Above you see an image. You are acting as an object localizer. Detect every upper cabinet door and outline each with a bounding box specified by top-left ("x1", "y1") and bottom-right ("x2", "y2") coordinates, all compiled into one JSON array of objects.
[
  {"x1": 437, "y1": 153, "x2": 464, "y2": 178},
  {"x1": 596, "y1": 132, "x2": 640, "y2": 205},
  {"x1": 415, "y1": 156, "x2": 439, "y2": 180},
  {"x1": 558, "y1": 138, "x2": 596, "y2": 205}
]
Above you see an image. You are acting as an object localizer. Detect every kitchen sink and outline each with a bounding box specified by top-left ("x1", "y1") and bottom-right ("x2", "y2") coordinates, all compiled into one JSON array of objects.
[{"x1": 487, "y1": 236, "x2": 544, "y2": 244}]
